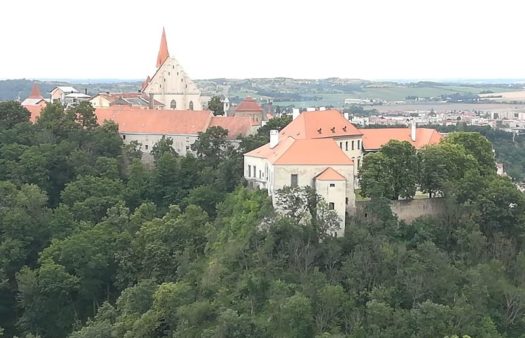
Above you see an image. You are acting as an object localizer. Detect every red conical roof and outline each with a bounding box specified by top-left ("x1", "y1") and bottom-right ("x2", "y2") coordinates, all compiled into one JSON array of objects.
[
  {"x1": 29, "y1": 82, "x2": 43, "y2": 99},
  {"x1": 156, "y1": 27, "x2": 170, "y2": 68}
]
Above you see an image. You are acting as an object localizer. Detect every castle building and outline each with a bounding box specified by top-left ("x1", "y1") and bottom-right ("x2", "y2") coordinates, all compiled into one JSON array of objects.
[
  {"x1": 141, "y1": 28, "x2": 205, "y2": 111},
  {"x1": 243, "y1": 109, "x2": 442, "y2": 236}
]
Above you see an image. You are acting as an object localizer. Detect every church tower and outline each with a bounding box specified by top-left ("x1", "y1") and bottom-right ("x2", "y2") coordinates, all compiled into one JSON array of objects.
[{"x1": 142, "y1": 28, "x2": 203, "y2": 111}]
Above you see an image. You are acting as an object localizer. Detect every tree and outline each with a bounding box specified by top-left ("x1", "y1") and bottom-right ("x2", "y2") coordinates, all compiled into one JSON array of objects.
[
  {"x1": 0, "y1": 101, "x2": 30, "y2": 129},
  {"x1": 418, "y1": 143, "x2": 477, "y2": 197},
  {"x1": 67, "y1": 101, "x2": 98, "y2": 130},
  {"x1": 150, "y1": 136, "x2": 177, "y2": 162},
  {"x1": 359, "y1": 140, "x2": 418, "y2": 199},
  {"x1": 443, "y1": 132, "x2": 496, "y2": 176},
  {"x1": 208, "y1": 96, "x2": 224, "y2": 116},
  {"x1": 191, "y1": 126, "x2": 231, "y2": 165}
]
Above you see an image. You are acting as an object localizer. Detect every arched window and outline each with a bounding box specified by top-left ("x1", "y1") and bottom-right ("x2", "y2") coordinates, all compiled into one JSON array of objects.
[
  {"x1": 189, "y1": 101, "x2": 194, "y2": 110},
  {"x1": 170, "y1": 100, "x2": 177, "y2": 109}
]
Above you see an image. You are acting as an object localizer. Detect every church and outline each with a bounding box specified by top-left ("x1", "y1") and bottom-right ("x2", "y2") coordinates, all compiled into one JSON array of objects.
[{"x1": 140, "y1": 28, "x2": 207, "y2": 111}]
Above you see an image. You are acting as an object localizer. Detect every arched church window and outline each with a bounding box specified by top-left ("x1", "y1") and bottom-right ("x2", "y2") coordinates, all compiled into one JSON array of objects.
[
  {"x1": 170, "y1": 100, "x2": 177, "y2": 109},
  {"x1": 189, "y1": 101, "x2": 194, "y2": 110}
]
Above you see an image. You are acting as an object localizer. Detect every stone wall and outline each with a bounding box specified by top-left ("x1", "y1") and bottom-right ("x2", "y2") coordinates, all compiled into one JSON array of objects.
[{"x1": 356, "y1": 198, "x2": 446, "y2": 223}]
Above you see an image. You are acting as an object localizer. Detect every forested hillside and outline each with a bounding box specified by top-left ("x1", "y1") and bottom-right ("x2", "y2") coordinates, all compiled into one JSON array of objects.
[{"x1": 1, "y1": 102, "x2": 525, "y2": 337}]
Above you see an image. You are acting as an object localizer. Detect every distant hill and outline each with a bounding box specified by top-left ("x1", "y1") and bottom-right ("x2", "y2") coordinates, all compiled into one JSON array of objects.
[
  {"x1": 1, "y1": 78, "x2": 523, "y2": 107},
  {"x1": 0, "y1": 79, "x2": 142, "y2": 101}
]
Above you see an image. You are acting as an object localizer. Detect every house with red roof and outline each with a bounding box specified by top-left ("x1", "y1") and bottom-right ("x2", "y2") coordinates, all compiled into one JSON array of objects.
[
  {"x1": 243, "y1": 109, "x2": 442, "y2": 236},
  {"x1": 21, "y1": 83, "x2": 47, "y2": 122},
  {"x1": 94, "y1": 106, "x2": 255, "y2": 155},
  {"x1": 230, "y1": 97, "x2": 267, "y2": 124}
]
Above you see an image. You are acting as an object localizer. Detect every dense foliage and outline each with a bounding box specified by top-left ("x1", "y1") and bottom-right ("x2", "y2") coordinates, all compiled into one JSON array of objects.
[
  {"x1": 428, "y1": 124, "x2": 525, "y2": 181},
  {"x1": 1, "y1": 101, "x2": 525, "y2": 337}
]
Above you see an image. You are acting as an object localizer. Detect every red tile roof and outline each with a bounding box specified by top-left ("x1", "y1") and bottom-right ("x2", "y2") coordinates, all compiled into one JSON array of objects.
[
  {"x1": 246, "y1": 137, "x2": 353, "y2": 166},
  {"x1": 209, "y1": 116, "x2": 254, "y2": 139},
  {"x1": 235, "y1": 97, "x2": 263, "y2": 112},
  {"x1": 361, "y1": 128, "x2": 442, "y2": 150},
  {"x1": 280, "y1": 109, "x2": 362, "y2": 140},
  {"x1": 316, "y1": 167, "x2": 346, "y2": 181},
  {"x1": 94, "y1": 107, "x2": 252, "y2": 139},
  {"x1": 156, "y1": 28, "x2": 170, "y2": 68},
  {"x1": 95, "y1": 106, "x2": 211, "y2": 135}
]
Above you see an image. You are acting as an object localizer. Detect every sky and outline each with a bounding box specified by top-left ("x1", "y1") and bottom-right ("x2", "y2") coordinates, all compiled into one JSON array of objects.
[{"x1": 1, "y1": 0, "x2": 525, "y2": 81}]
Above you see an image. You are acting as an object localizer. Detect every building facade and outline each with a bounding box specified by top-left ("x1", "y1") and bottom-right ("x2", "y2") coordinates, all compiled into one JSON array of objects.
[
  {"x1": 243, "y1": 109, "x2": 443, "y2": 236},
  {"x1": 141, "y1": 28, "x2": 205, "y2": 111}
]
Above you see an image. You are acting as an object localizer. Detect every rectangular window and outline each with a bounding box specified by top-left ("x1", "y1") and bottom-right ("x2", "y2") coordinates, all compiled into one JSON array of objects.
[
  {"x1": 345, "y1": 141, "x2": 348, "y2": 151},
  {"x1": 352, "y1": 140, "x2": 355, "y2": 150},
  {"x1": 330, "y1": 183, "x2": 335, "y2": 188},
  {"x1": 248, "y1": 165, "x2": 252, "y2": 177},
  {"x1": 345, "y1": 197, "x2": 348, "y2": 205},
  {"x1": 357, "y1": 158, "x2": 361, "y2": 168},
  {"x1": 339, "y1": 142, "x2": 342, "y2": 149},
  {"x1": 291, "y1": 174, "x2": 298, "y2": 187},
  {"x1": 328, "y1": 202, "x2": 335, "y2": 210},
  {"x1": 357, "y1": 140, "x2": 361, "y2": 149},
  {"x1": 254, "y1": 166, "x2": 257, "y2": 178},
  {"x1": 259, "y1": 170, "x2": 262, "y2": 179}
]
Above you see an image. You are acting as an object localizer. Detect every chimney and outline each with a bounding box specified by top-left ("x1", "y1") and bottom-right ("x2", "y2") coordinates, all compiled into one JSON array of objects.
[
  {"x1": 410, "y1": 120, "x2": 417, "y2": 142},
  {"x1": 270, "y1": 130, "x2": 279, "y2": 148},
  {"x1": 149, "y1": 93, "x2": 154, "y2": 109},
  {"x1": 292, "y1": 108, "x2": 300, "y2": 120},
  {"x1": 343, "y1": 112, "x2": 349, "y2": 120}
]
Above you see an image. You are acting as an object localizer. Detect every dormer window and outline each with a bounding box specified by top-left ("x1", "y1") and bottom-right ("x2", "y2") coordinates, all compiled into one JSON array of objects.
[
  {"x1": 343, "y1": 126, "x2": 347, "y2": 132},
  {"x1": 317, "y1": 128, "x2": 322, "y2": 134},
  {"x1": 331, "y1": 127, "x2": 335, "y2": 133}
]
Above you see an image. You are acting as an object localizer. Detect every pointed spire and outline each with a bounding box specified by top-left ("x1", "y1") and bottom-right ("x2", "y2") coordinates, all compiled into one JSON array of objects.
[
  {"x1": 29, "y1": 82, "x2": 43, "y2": 99},
  {"x1": 156, "y1": 27, "x2": 170, "y2": 68}
]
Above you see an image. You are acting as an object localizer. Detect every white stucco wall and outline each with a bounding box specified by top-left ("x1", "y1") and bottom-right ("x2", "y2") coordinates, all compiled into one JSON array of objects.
[
  {"x1": 315, "y1": 179, "x2": 347, "y2": 237},
  {"x1": 272, "y1": 164, "x2": 355, "y2": 210},
  {"x1": 333, "y1": 135, "x2": 363, "y2": 176},
  {"x1": 244, "y1": 156, "x2": 271, "y2": 190},
  {"x1": 144, "y1": 58, "x2": 203, "y2": 111},
  {"x1": 121, "y1": 133, "x2": 198, "y2": 156},
  {"x1": 89, "y1": 96, "x2": 111, "y2": 108}
]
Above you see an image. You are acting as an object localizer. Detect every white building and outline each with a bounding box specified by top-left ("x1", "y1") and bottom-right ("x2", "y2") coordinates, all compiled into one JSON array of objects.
[
  {"x1": 141, "y1": 28, "x2": 205, "y2": 111},
  {"x1": 243, "y1": 110, "x2": 443, "y2": 236},
  {"x1": 244, "y1": 110, "x2": 364, "y2": 236}
]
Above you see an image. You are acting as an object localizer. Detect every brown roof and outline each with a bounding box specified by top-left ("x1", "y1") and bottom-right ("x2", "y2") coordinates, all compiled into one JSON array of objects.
[
  {"x1": 235, "y1": 97, "x2": 263, "y2": 112},
  {"x1": 95, "y1": 106, "x2": 212, "y2": 135},
  {"x1": 209, "y1": 116, "x2": 254, "y2": 139},
  {"x1": 361, "y1": 128, "x2": 442, "y2": 150},
  {"x1": 316, "y1": 167, "x2": 346, "y2": 181},
  {"x1": 156, "y1": 28, "x2": 170, "y2": 68},
  {"x1": 246, "y1": 137, "x2": 353, "y2": 166},
  {"x1": 280, "y1": 109, "x2": 362, "y2": 140}
]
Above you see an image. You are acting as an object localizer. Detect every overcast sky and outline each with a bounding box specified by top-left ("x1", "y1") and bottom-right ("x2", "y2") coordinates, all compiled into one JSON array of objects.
[{"x1": 2, "y1": 0, "x2": 524, "y2": 81}]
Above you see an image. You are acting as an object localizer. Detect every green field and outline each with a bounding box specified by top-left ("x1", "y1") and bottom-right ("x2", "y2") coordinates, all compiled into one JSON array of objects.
[{"x1": 230, "y1": 84, "x2": 518, "y2": 108}]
